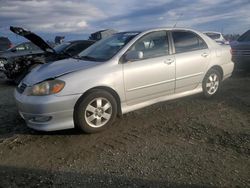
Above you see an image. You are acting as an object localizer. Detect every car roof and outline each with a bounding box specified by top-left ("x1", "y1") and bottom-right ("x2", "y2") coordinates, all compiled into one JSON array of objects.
[
  {"x1": 203, "y1": 31, "x2": 222, "y2": 34},
  {"x1": 117, "y1": 27, "x2": 204, "y2": 35}
]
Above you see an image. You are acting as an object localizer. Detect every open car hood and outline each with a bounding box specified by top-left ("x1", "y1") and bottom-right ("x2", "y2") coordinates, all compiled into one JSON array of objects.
[
  {"x1": 22, "y1": 58, "x2": 102, "y2": 85},
  {"x1": 10, "y1": 26, "x2": 56, "y2": 53}
]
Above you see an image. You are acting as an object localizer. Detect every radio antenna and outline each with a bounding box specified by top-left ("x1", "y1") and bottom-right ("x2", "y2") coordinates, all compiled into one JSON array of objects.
[{"x1": 173, "y1": 13, "x2": 183, "y2": 28}]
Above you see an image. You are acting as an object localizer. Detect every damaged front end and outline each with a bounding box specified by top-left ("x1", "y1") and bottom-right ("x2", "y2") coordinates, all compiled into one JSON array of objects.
[
  {"x1": 0, "y1": 26, "x2": 55, "y2": 83},
  {"x1": 3, "y1": 56, "x2": 45, "y2": 83},
  {"x1": 0, "y1": 58, "x2": 8, "y2": 71}
]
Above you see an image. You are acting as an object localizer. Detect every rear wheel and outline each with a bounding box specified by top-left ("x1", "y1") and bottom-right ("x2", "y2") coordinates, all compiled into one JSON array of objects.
[
  {"x1": 74, "y1": 89, "x2": 117, "y2": 133},
  {"x1": 202, "y1": 69, "x2": 222, "y2": 98}
]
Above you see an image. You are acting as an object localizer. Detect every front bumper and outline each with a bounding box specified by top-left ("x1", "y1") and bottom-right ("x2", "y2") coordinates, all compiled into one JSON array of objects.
[{"x1": 14, "y1": 89, "x2": 81, "y2": 131}]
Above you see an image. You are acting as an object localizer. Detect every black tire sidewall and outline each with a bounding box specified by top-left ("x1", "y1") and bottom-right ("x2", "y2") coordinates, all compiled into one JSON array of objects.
[
  {"x1": 74, "y1": 89, "x2": 117, "y2": 133},
  {"x1": 202, "y1": 69, "x2": 222, "y2": 98}
]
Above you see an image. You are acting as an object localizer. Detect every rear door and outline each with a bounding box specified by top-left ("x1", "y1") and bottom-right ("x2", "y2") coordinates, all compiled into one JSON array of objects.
[{"x1": 171, "y1": 30, "x2": 210, "y2": 93}]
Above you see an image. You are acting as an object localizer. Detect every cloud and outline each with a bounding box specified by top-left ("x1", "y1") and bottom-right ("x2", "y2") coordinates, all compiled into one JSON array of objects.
[
  {"x1": 0, "y1": 0, "x2": 249, "y2": 39},
  {"x1": 0, "y1": 0, "x2": 105, "y2": 33}
]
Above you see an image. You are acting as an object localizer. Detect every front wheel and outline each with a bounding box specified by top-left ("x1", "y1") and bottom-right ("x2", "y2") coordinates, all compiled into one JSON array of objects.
[
  {"x1": 74, "y1": 89, "x2": 117, "y2": 133},
  {"x1": 202, "y1": 69, "x2": 222, "y2": 98}
]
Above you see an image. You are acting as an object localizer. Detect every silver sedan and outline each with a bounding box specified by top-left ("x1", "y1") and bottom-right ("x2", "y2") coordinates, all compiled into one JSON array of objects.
[{"x1": 15, "y1": 28, "x2": 234, "y2": 133}]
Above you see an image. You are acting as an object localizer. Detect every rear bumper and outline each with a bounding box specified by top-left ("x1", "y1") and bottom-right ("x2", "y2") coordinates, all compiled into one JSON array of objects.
[{"x1": 14, "y1": 89, "x2": 81, "y2": 131}]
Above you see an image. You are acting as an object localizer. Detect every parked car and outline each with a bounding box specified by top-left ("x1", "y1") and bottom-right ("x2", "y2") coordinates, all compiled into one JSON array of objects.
[
  {"x1": 0, "y1": 37, "x2": 12, "y2": 52},
  {"x1": 0, "y1": 26, "x2": 95, "y2": 83},
  {"x1": 203, "y1": 31, "x2": 229, "y2": 45},
  {"x1": 0, "y1": 41, "x2": 45, "y2": 62},
  {"x1": 8, "y1": 41, "x2": 44, "y2": 52},
  {"x1": 231, "y1": 30, "x2": 250, "y2": 70},
  {"x1": 15, "y1": 28, "x2": 234, "y2": 133}
]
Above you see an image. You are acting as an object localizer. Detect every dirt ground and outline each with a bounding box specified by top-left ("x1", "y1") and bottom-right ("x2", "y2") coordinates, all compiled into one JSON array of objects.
[{"x1": 0, "y1": 71, "x2": 249, "y2": 188}]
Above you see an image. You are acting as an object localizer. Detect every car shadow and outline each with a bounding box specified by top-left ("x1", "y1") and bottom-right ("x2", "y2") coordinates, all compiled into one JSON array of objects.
[
  {"x1": 232, "y1": 67, "x2": 250, "y2": 78},
  {"x1": 0, "y1": 165, "x2": 214, "y2": 188}
]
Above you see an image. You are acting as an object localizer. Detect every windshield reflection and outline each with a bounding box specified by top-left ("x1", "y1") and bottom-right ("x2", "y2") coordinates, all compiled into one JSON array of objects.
[{"x1": 78, "y1": 32, "x2": 140, "y2": 62}]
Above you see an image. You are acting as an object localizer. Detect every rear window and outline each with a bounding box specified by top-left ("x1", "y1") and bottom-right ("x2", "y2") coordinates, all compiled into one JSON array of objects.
[
  {"x1": 12, "y1": 42, "x2": 40, "y2": 51},
  {"x1": 238, "y1": 30, "x2": 250, "y2": 42},
  {"x1": 172, "y1": 31, "x2": 208, "y2": 53},
  {"x1": 204, "y1": 33, "x2": 221, "y2": 40}
]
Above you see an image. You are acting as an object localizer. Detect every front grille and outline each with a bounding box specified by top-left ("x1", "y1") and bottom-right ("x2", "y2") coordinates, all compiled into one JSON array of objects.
[
  {"x1": 232, "y1": 49, "x2": 250, "y2": 56},
  {"x1": 17, "y1": 83, "x2": 27, "y2": 94}
]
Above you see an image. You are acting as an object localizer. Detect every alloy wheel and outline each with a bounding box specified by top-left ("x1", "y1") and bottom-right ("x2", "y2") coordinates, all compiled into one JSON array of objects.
[
  {"x1": 206, "y1": 73, "x2": 219, "y2": 95},
  {"x1": 84, "y1": 97, "x2": 112, "y2": 128}
]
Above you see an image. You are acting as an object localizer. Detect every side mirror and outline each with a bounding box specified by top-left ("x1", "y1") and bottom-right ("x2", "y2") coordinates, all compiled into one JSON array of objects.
[{"x1": 125, "y1": 50, "x2": 143, "y2": 62}]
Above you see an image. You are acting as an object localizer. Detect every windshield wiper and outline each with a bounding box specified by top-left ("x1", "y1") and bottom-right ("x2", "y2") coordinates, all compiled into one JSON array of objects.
[
  {"x1": 79, "y1": 55, "x2": 98, "y2": 61},
  {"x1": 59, "y1": 51, "x2": 83, "y2": 60},
  {"x1": 69, "y1": 55, "x2": 105, "y2": 62}
]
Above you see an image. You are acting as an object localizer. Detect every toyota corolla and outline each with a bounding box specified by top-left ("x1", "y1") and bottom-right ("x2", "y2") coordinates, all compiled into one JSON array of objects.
[{"x1": 15, "y1": 28, "x2": 234, "y2": 133}]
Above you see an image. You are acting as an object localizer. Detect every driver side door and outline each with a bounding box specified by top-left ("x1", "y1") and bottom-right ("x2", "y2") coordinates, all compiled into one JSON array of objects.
[{"x1": 122, "y1": 31, "x2": 175, "y2": 105}]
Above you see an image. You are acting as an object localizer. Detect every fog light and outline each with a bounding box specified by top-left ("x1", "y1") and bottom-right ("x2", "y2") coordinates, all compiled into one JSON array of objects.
[{"x1": 32, "y1": 116, "x2": 52, "y2": 123}]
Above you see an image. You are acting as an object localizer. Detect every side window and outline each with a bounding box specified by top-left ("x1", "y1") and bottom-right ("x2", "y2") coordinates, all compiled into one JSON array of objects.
[
  {"x1": 172, "y1": 31, "x2": 208, "y2": 53},
  {"x1": 129, "y1": 31, "x2": 169, "y2": 60},
  {"x1": 15, "y1": 44, "x2": 26, "y2": 51},
  {"x1": 238, "y1": 30, "x2": 250, "y2": 42},
  {"x1": 29, "y1": 43, "x2": 40, "y2": 51},
  {"x1": 24, "y1": 43, "x2": 32, "y2": 51}
]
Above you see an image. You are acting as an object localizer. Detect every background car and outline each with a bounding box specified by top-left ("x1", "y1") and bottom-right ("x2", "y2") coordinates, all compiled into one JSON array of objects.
[
  {"x1": 15, "y1": 28, "x2": 234, "y2": 133},
  {"x1": 0, "y1": 26, "x2": 95, "y2": 83},
  {"x1": 203, "y1": 31, "x2": 229, "y2": 45},
  {"x1": 231, "y1": 30, "x2": 250, "y2": 71},
  {"x1": 9, "y1": 41, "x2": 43, "y2": 52},
  {"x1": 0, "y1": 41, "x2": 45, "y2": 62},
  {"x1": 0, "y1": 37, "x2": 12, "y2": 52}
]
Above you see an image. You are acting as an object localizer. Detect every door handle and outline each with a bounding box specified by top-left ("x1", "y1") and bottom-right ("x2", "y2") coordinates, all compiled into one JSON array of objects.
[
  {"x1": 164, "y1": 59, "x2": 174, "y2": 65},
  {"x1": 201, "y1": 52, "x2": 209, "y2": 57}
]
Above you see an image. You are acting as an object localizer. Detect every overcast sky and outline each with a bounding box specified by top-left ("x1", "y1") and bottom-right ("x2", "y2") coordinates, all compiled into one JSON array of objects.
[{"x1": 0, "y1": 0, "x2": 249, "y2": 43}]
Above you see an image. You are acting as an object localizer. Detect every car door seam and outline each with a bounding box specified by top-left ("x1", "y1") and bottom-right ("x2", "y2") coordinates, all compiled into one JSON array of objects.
[{"x1": 127, "y1": 78, "x2": 175, "y2": 92}]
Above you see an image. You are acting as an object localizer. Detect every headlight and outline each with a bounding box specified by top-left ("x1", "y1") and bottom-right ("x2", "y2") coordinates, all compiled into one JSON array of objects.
[{"x1": 27, "y1": 80, "x2": 65, "y2": 96}]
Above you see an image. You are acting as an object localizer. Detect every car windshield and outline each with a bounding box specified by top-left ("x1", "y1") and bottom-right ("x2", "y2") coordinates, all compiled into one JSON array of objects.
[
  {"x1": 205, "y1": 33, "x2": 221, "y2": 40},
  {"x1": 54, "y1": 43, "x2": 70, "y2": 53},
  {"x1": 78, "y1": 32, "x2": 140, "y2": 61},
  {"x1": 238, "y1": 30, "x2": 250, "y2": 42}
]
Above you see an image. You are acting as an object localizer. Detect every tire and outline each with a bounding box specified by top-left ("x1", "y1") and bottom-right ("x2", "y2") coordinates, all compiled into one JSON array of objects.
[
  {"x1": 202, "y1": 69, "x2": 222, "y2": 98},
  {"x1": 74, "y1": 89, "x2": 117, "y2": 133}
]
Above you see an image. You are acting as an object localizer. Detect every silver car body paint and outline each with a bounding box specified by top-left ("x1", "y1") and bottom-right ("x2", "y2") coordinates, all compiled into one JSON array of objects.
[{"x1": 15, "y1": 28, "x2": 234, "y2": 131}]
